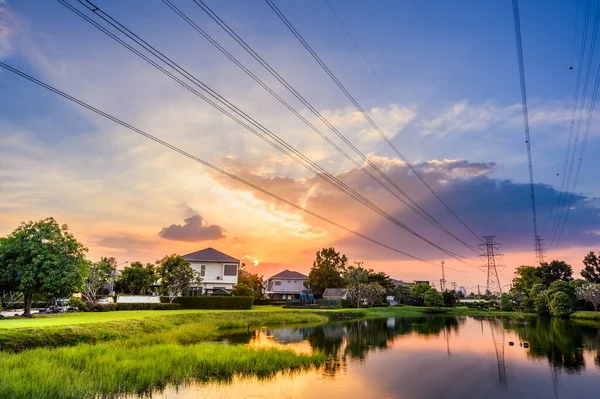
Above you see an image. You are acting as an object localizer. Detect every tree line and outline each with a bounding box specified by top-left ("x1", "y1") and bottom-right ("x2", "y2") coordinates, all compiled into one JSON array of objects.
[{"x1": 0, "y1": 218, "x2": 264, "y2": 317}]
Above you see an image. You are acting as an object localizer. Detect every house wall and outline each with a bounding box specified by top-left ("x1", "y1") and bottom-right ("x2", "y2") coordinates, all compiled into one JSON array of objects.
[
  {"x1": 188, "y1": 261, "x2": 239, "y2": 292},
  {"x1": 266, "y1": 278, "x2": 307, "y2": 293}
]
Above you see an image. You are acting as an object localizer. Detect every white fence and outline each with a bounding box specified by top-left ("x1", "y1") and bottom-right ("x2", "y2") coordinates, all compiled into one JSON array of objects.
[{"x1": 116, "y1": 296, "x2": 160, "y2": 304}]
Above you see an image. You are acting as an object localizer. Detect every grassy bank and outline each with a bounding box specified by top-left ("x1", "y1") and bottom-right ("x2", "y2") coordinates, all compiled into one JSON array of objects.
[
  {"x1": 0, "y1": 340, "x2": 325, "y2": 399},
  {"x1": 571, "y1": 311, "x2": 600, "y2": 320}
]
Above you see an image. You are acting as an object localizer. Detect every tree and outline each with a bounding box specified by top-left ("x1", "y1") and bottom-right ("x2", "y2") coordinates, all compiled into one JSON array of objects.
[
  {"x1": 343, "y1": 266, "x2": 369, "y2": 285},
  {"x1": 512, "y1": 265, "x2": 542, "y2": 293},
  {"x1": 393, "y1": 284, "x2": 413, "y2": 305},
  {"x1": 576, "y1": 283, "x2": 600, "y2": 311},
  {"x1": 366, "y1": 271, "x2": 394, "y2": 295},
  {"x1": 547, "y1": 280, "x2": 576, "y2": 303},
  {"x1": 347, "y1": 282, "x2": 385, "y2": 307},
  {"x1": 538, "y1": 260, "x2": 573, "y2": 287},
  {"x1": 530, "y1": 284, "x2": 549, "y2": 315},
  {"x1": 442, "y1": 290, "x2": 458, "y2": 307},
  {"x1": 119, "y1": 262, "x2": 156, "y2": 295},
  {"x1": 231, "y1": 282, "x2": 255, "y2": 297},
  {"x1": 83, "y1": 259, "x2": 114, "y2": 303},
  {"x1": 500, "y1": 293, "x2": 515, "y2": 312},
  {"x1": 549, "y1": 291, "x2": 573, "y2": 317},
  {"x1": 411, "y1": 282, "x2": 431, "y2": 306},
  {"x1": 0, "y1": 218, "x2": 89, "y2": 317},
  {"x1": 581, "y1": 252, "x2": 600, "y2": 283},
  {"x1": 306, "y1": 248, "x2": 347, "y2": 296},
  {"x1": 424, "y1": 289, "x2": 444, "y2": 309},
  {"x1": 238, "y1": 264, "x2": 264, "y2": 299},
  {"x1": 156, "y1": 255, "x2": 201, "y2": 302}
]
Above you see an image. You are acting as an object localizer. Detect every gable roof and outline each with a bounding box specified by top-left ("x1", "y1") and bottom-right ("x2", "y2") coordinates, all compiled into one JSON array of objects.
[
  {"x1": 268, "y1": 270, "x2": 308, "y2": 280},
  {"x1": 182, "y1": 247, "x2": 239, "y2": 263},
  {"x1": 323, "y1": 288, "x2": 347, "y2": 298}
]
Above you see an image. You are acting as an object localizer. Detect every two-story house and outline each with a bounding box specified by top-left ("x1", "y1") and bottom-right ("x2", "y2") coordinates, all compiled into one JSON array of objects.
[
  {"x1": 264, "y1": 270, "x2": 308, "y2": 300},
  {"x1": 182, "y1": 248, "x2": 239, "y2": 295}
]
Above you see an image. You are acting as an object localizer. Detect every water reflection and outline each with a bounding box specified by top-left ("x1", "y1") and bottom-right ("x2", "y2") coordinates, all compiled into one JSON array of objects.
[{"x1": 156, "y1": 316, "x2": 600, "y2": 399}]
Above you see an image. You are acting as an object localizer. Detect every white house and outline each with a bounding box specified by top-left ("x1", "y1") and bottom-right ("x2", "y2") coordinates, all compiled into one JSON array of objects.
[
  {"x1": 182, "y1": 248, "x2": 239, "y2": 295},
  {"x1": 264, "y1": 270, "x2": 308, "y2": 299}
]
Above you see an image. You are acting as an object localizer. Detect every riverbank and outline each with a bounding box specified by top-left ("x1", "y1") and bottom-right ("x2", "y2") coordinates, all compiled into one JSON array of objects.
[{"x1": 571, "y1": 311, "x2": 600, "y2": 320}]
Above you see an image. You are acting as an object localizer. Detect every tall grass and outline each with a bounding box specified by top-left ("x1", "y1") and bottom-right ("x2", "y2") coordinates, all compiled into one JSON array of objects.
[
  {"x1": 0, "y1": 341, "x2": 325, "y2": 398},
  {"x1": 570, "y1": 311, "x2": 600, "y2": 320}
]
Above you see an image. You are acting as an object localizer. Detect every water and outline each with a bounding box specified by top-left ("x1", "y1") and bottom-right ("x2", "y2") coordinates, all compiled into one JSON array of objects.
[{"x1": 153, "y1": 316, "x2": 600, "y2": 399}]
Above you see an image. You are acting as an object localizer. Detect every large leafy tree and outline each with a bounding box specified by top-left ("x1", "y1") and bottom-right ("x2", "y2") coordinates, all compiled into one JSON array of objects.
[
  {"x1": 0, "y1": 218, "x2": 89, "y2": 316},
  {"x1": 576, "y1": 283, "x2": 600, "y2": 311},
  {"x1": 83, "y1": 258, "x2": 114, "y2": 303},
  {"x1": 581, "y1": 252, "x2": 600, "y2": 283},
  {"x1": 424, "y1": 289, "x2": 444, "y2": 309},
  {"x1": 512, "y1": 266, "x2": 542, "y2": 293},
  {"x1": 119, "y1": 261, "x2": 156, "y2": 295},
  {"x1": 237, "y1": 264, "x2": 264, "y2": 299},
  {"x1": 538, "y1": 260, "x2": 573, "y2": 287},
  {"x1": 412, "y1": 282, "x2": 431, "y2": 306},
  {"x1": 156, "y1": 254, "x2": 201, "y2": 302},
  {"x1": 306, "y1": 247, "x2": 347, "y2": 296}
]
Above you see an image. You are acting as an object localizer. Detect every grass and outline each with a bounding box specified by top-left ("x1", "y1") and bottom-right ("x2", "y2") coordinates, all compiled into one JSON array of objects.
[
  {"x1": 0, "y1": 341, "x2": 325, "y2": 399},
  {"x1": 570, "y1": 310, "x2": 600, "y2": 320}
]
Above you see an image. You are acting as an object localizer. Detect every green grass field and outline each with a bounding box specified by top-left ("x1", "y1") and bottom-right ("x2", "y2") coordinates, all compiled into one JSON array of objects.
[{"x1": 571, "y1": 311, "x2": 600, "y2": 320}]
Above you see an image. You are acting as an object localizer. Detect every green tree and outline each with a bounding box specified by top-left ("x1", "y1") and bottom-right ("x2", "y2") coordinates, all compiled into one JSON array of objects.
[
  {"x1": 530, "y1": 283, "x2": 549, "y2": 315},
  {"x1": 547, "y1": 280, "x2": 576, "y2": 303},
  {"x1": 231, "y1": 282, "x2": 255, "y2": 297},
  {"x1": 156, "y1": 254, "x2": 201, "y2": 302},
  {"x1": 393, "y1": 284, "x2": 413, "y2": 305},
  {"x1": 549, "y1": 291, "x2": 573, "y2": 317},
  {"x1": 119, "y1": 262, "x2": 156, "y2": 295},
  {"x1": 500, "y1": 293, "x2": 515, "y2": 311},
  {"x1": 343, "y1": 266, "x2": 369, "y2": 285},
  {"x1": 512, "y1": 265, "x2": 542, "y2": 292},
  {"x1": 346, "y1": 282, "x2": 385, "y2": 307},
  {"x1": 306, "y1": 248, "x2": 347, "y2": 296},
  {"x1": 411, "y1": 282, "x2": 431, "y2": 306},
  {"x1": 366, "y1": 271, "x2": 394, "y2": 295},
  {"x1": 237, "y1": 265, "x2": 264, "y2": 299},
  {"x1": 538, "y1": 260, "x2": 573, "y2": 287},
  {"x1": 442, "y1": 290, "x2": 459, "y2": 307},
  {"x1": 0, "y1": 218, "x2": 89, "y2": 317},
  {"x1": 424, "y1": 289, "x2": 444, "y2": 308},
  {"x1": 83, "y1": 259, "x2": 114, "y2": 303},
  {"x1": 581, "y1": 252, "x2": 600, "y2": 283}
]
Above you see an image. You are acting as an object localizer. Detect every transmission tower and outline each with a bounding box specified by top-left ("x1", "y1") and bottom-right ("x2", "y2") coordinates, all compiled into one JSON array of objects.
[
  {"x1": 489, "y1": 319, "x2": 507, "y2": 388},
  {"x1": 534, "y1": 236, "x2": 545, "y2": 264},
  {"x1": 440, "y1": 260, "x2": 446, "y2": 291},
  {"x1": 478, "y1": 236, "x2": 505, "y2": 296}
]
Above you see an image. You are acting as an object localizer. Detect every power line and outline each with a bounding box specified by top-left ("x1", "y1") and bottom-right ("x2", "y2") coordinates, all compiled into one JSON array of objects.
[
  {"x1": 264, "y1": 0, "x2": 483, "y2": 243},
  {"x1": 59, "y1": 0, "x2": 478, "y2": 266},
  {"x1": 323, "y1": 0, "x2": 393, "y2": 99},
  {"x1": 0, "y1": 61, "x2": 480, "y2": 274},
  {"x1": 164, "y1": 0, "x2": 480, "y2": 254},
  {"x1": 511, "y1": 0, "x2": 540, "y2": 260}
]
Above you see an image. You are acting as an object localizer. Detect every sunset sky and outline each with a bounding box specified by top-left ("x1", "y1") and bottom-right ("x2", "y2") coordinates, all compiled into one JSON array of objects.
[{"x1": 1, "y1": 0, "x2": 599, "y2": 290}]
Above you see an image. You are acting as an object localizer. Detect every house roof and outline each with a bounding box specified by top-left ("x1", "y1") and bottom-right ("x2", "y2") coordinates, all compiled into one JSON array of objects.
[
  {"x1": 181, "y1": 247, "x2": 239, "y2": 263},
  {"x1": 391, "y1": 279, "x2": 411, "y2": 286},
  {"x1": 323, "y1": 288, "x2": 347, "y2": 298},
  {"x1": 268, "y1": 270, "x2": 308, "y2": 280}
]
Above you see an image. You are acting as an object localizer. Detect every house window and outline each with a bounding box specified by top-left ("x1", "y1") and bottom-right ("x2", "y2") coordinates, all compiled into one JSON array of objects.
[
  {"x1": 224, "y1": 264, "x2": 237, "y2": 276},
  {"x1": 187, "y1": 287, "x2": 202, "y2": 297},
  {"x1": 200, "y1": 265, "x2": 206, "y2": 276},
  {"x1": 274, "y1": 280, "x2": 281, "y2": 286}
]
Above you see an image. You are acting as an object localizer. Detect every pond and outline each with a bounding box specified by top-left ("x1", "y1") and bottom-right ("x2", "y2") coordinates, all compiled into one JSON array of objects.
[{"x1": 151, "y1": 316, "x2": 600, "y2": 399}]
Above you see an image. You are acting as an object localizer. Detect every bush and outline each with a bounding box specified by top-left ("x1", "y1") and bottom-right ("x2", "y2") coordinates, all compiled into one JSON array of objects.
[
  {"x1": 442, "y1": 290, "x2": 459, "y2": 307},
  {"x1": 173, "y1": 296, "x2": 253, "y2": 310},
  {"x1": 97, "y1": 303, "x2": 117, "y2": 312},
  {"x1": 500, "y1": 293, "x2": 515, "y2": 312},
  {"x1": 253, "y1": 299, "x2": 272, "y2": 306},
  {"x1": 231, "y1": 283, "x2": 255, "y2": 297},
  {"x1": 115, "y1": 303, "x2": 182, "y2": 311},
  {"x1": 268, "y1": 300, "x2": 287, "y2": 306},
  {"x1": 424, "y1": 289, "x2": 444, "y2": 308},
  {"x1": 66, "y1": 298, "x2": 88, "y2": 312},
  {"x1": 549, "y1": 292, "x2": 573, "y2": 317},
  {"x1": 341, "y1": 299, "x2": 356, "y2": 308}
]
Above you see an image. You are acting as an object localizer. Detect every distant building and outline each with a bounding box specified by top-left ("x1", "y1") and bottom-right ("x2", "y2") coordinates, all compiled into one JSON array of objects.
[
  {"x1": 182, "y1": 248, "x2": 239, "y2": 295},
  {"x1": 459, "y1": 286, "x2": 467, "y2": 296},
  {"x1": 391, "y1": 279, "x2": 411, "y2": 287},
  {"x1": 322, "y1": 288, "x2": 348, "y2": 300},
  {"x1": 264, "y1": 270, "x2": 308, "y2": 300}
]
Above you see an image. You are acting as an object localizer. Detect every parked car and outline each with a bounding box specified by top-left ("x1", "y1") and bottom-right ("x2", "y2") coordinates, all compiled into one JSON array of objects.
[{"x1": 98, "y1": 297, "x2": 114, "y2": 305}]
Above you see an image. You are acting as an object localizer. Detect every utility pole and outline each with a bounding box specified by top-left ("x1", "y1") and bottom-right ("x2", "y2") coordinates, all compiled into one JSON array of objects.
[
  {"x1": 534, "y1": 236, "x2": 545, "y2": 264},
  {"x1": 479, "y1": 236, "x2": 505, "y2": 297},
  {"x1": 440, "y1": 260, "x2": 446, "y2": 292},
  {"x1": 477, "y1": 285, "x2": 481, "y2": 299},
  {"x1": 451, "y1": 282, "x2": 457, "y2": 291},
  {"x1": 354, "y1": 261, "x2": 364, "y2": 268}
]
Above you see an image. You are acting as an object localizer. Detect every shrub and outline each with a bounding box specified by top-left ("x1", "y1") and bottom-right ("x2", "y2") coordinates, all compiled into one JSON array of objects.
[
  {"x1": 268, "y1": 300, "x2": 287, "y2": 306},
  {"x1": 66, "y1": 298, "x2": 88, "y2": 312},
  {"x1": 253, "y1": 299, "x2": 272, "y2": 306},
  {"x1": 341, "y1": 299, "x2": 355, "y2": 308},
  {"x1": 231, "y1": 283, "x2": 255, "y2": 297},
  {"x1": 115, "y1": 303, "x2": 182, "y2": 311},
  {"x1": 500, "y1": 293, "x2": 515, "y2": 312},
  {"x1": 549, "y1": 292, "x2": 573, "y2": 317},
  {"x1": 424, "y1": 289, "x2": 444, "y2": 308},
  {"x1": 173, "y1": 296, "x2": 253, "y2": 310},
  {"x1": 442, "y1": 290, "x2": 459, "y2": 307},
  {"x1": 97, "y1": 303, "x2": 117, "y2": 312}
]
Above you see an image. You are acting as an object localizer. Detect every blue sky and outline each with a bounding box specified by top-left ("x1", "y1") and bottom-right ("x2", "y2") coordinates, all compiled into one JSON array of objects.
[{"x1": 0, "y1": 0, "x2": 598, "y2": 285}]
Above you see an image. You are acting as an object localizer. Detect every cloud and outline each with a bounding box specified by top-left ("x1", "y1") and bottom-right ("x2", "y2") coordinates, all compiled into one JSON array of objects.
[{"x1": 158, "y1": 211, "x2": 226, "y2": 242}]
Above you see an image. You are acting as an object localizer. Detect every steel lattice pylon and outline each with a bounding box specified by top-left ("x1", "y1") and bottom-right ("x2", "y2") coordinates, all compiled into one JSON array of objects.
[{"x1": 478, "y1": 236, "x2": 504, "y2": 297}]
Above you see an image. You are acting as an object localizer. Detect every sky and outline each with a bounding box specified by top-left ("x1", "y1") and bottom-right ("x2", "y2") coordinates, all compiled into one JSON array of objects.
[{"x1": 0, "y1": 0, "x2": 599, "y2": 291}]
